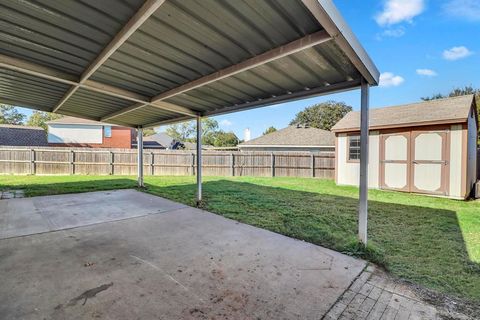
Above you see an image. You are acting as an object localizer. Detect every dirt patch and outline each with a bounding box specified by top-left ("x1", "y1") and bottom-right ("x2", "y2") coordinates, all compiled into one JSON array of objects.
[{"x1": 408, "y1": 281, "x2": 480, "y2": 319}]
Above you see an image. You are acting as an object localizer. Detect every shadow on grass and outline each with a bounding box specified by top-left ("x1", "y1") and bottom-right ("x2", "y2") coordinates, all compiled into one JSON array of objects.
[
  {"x1": 144, "y1": 179, "x2": 480, "y2": 301},
  {"x1": 1, "y1": 178, "x2": 137, "y2": 197}
]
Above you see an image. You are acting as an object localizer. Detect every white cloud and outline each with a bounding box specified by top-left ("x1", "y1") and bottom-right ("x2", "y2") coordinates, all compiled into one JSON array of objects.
[
  {"x1": 442, "y1": 46, "x2": 473, "y2": 60},
  {"x1": 443, "y1": 0, "x2": 480, "y2": 21},
  {"x1": 375, "y1": 0, "x2": 425, "y2": 26},
  {"x1": 382, "y1": 27, "x2": 406, "y2": 37},
  {"x1": 220, "y1": 119, "x2": 232, "y2": 127},
  {"x1": 376, "y1": 26, "x2": 406, "y2": 40},
  {"x1": 416, "y1": 69, "x2": 437, "y2": 77},
  {"x1": 379, "y1": 72, "x2": 405, "y2": 87}
]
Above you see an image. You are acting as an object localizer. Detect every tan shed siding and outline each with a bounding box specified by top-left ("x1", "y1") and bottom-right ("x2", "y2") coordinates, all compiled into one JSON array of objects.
[
  {"x1": 369, "y1": 132, "x2": 380, "y2": 188},
  {"x1": 467, "y1": 109, "x2": 478, "y2": 194},
  {"x1": 449, "y1": 124, "x2": 463, "y2": 198},
  {"x1": 336, "y1": 132, "x2": 379, "y2": 188},
  {"x1": 336, "y1": 134, "x2": 352, "y2": 185}
]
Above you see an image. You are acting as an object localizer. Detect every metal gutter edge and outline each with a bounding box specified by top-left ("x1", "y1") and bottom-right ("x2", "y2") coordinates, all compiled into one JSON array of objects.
[{"x1": 302, "y1": 0, "x2": 380, "y2": 86}]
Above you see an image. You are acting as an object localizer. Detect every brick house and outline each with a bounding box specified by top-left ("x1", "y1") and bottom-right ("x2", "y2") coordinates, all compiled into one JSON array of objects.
[{"x1": 46, "y1": 116, "x2": 136, "y2": 149}]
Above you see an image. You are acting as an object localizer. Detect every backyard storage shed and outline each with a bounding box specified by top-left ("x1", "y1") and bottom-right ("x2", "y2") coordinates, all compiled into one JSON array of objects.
[
  {"x1": 332, "y1": 95, "x2": 478, "y2": 199},
  {"x1": 238, "y1": 125, "x2": 335, "y2": 152}
]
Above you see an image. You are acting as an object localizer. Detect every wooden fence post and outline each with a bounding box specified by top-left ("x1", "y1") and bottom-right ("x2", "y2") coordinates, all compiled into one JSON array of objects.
[
  {"x1": 271, "y1": 153, "x2": 275, "y2": 177},
  {"x1": 70, "y1": 150, "x2": 75, "y2": 175},
  {"x1": 191, "y1": 153, "x2": 195, "y2": 176},
  {"x1": 231, "y1": 153, "x2": 235, "y2": 176},
  {"x1": 150, "y1": 152, "x2": 154, "y2": 176},
  {"x1": 110, "y1": 151, "x2": 114, "y2": 175},
  {"x1": 311, "y1": 153, "x2": 315, "y2": 178},
  {"x1": 30, "y1": 149, "x2": 35, "y2": 175}
]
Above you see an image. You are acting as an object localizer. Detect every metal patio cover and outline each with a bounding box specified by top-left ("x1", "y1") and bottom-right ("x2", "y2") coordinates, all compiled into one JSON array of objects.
[{"x1": 0, "y1": 0, "x2": 379, "y2": 128}]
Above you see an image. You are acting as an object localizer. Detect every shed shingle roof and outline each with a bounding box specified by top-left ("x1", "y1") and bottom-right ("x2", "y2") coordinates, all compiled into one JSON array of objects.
[
  {"x1": 0, "y1": 124, "x2": 48, "y2": 146},
  {"x1": 239, "y1": 126, "x2": 335, "y2": 147},
  {"x1": 331, "y1": 95, "x2": 475, "y2": 132}
]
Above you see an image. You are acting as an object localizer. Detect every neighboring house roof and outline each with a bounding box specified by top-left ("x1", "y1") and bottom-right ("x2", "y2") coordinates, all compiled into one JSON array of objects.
[
  {"x1": 0, "y1": 124, "x2": 48, "y2": 146},
  {"x1": 46, "y1": 116, "x2": 121, "y2": 127},
  {"x1": 143, "y1": 132, "x2": 173, "y2": 148},
  {"x1": 239, "y1": 125, "x2": 335, "y2": 147},
  {"x1": 332, "y1": 95, "x2": 476, "y2": 132}
]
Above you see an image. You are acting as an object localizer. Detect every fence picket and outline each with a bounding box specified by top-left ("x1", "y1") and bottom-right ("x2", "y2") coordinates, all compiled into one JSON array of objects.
[{"x1": 0, "y1": 146, "x2": 335, "y2": 179}]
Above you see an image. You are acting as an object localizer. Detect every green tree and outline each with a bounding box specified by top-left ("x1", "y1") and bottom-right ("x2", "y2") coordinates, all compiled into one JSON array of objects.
[
  {"x1": 165, "y1": 118, "x2": 220, "y2": 145},
  {"x1": 165, "y1": 122, "x2": 195, "y2": 141},
  {"x1": 289, "y1": 101, "x2": 352, "y2": 131},
  {"x1": 26, "y1": 111, "x2": 63, "y2": 130},
  {"x1": 212, "y1": 131, "x2": 240, "y2": 147},
  {"x1": 142, "y1": 128, "x2": 156, "y2": 136},
  {"x1": 0, "y1": 104, "x2": 25, "y2": 125},
  {"x1": 263, "y1": 126, "x2": 277, "y2": 135},
  {"x1": 421, "y1": 86, "x2": 480, "y2": 102}
]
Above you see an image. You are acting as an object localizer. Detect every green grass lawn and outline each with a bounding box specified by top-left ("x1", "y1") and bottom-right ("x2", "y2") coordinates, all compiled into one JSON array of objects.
[{"x1": 1, "y1": 175, "x2": 479, "y2": 302}]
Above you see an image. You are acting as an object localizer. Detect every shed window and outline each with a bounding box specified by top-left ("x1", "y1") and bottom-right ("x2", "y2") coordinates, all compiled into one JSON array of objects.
[
  {"x1": 104, "y1": 126, "x2": 112, "y2": 138},
  {"x1": 348, "y1": 135, "x2": 361, "y2": 161}
]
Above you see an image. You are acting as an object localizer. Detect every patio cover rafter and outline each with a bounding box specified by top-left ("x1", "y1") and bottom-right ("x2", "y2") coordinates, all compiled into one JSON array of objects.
[
  {"x1": 301, "y1": 0, "x2": 378, "y2": 85},
  {"x1": 0, "y1": 54, "x2": 197, "y2": 118},
  {"x1": 52, "y1": 0, "x2": 167, "y2": 113},
  {"x1": 103, "y1": 30, "x2": 332, "y2": 121}
]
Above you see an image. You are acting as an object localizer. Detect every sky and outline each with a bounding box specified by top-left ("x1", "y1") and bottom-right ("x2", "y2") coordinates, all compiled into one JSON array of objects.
[{"x1": 16, "y1": 0, "x2": 479, "y2": 140}]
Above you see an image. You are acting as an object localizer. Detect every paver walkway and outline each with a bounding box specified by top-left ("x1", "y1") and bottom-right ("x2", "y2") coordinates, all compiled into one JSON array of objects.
[{"x1": 324, "y1": 265, "x2": 471, "y2": 320}]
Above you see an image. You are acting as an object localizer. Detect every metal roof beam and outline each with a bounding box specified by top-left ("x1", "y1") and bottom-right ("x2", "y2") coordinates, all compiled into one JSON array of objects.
[
  {"x1": 107, "y1": 30, "x2": 331, "y2": 121},
  {"x1": 301, "y1": 0, "x2": 380, "y2": 85},
  {"x1": 203, "y1": 79, "x2": 361, "y2": 117},
  {"x1": 151, "y1": 30, "x2": 332, "y2": 102},
  {"x1": 142, "y1": 79, "x2": 360, "y2": 129},
  {"x1": 52, "y1": 0, "x2": 167, "y2": 112},
  {"x1": 101, "y1": 100, "x2": 196, "y2": 122},
  {"x1": 0, "y1": 54, "x2": 197, "y2": 118},
  {"x1": 0, "y1": 54, "x2": 78, "y2": 85},
  {"x1": 143, "y1": 115, "x2": 195, "y2": 129}
]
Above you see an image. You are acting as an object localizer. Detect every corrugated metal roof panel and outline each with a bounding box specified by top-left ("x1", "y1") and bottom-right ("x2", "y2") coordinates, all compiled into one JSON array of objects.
[
  {"x1": 0, "y1": 68, "x2": 69, "y2": 110},
  {"x1": 0, "y1": 0, "x2": 378, "y2": 127},
  {"x1": 0, "y1": 0, "x2": 144, "y2": 74},
  {"x1": 60, "y1": 88, "x2": 133, "y2": 119},
  {"x1": 90, "y1": 0, "x2": 325, "y2": 98}
]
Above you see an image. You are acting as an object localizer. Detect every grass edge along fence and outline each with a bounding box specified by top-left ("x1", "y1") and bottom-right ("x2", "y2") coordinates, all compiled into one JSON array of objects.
[{"x1": 0, "y1": 146, "x2": 335, "y2": 179}]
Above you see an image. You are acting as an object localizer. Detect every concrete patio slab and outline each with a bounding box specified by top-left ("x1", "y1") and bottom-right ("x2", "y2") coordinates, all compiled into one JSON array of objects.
[
  {"x1": 0, "y1": 189, "x2": 186, "y2": 239},
  {"x1": 0, "y1": 190, "x2": 366, "y2": 319}
]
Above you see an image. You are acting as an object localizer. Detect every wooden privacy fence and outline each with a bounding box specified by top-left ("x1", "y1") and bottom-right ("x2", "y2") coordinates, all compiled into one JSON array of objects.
[{"x1": 0, "y1": 147, "x2": 335, "y2": 179}]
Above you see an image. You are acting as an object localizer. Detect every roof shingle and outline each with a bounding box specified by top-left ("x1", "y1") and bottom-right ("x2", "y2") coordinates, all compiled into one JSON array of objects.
[
  {"x1": 331, "y1": 95, "x2": 475, "y2": 132},
  {"x1": 239, "y1": 125, "x2": 335, "y2": 147},
  {"x1": 0, "y1": 124, "x2": 48, "y2": 146}
]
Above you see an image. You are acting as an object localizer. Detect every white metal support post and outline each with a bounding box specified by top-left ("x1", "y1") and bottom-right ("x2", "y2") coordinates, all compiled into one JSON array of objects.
[
  {"x1": 196, "y1": 116, "x2": 202, "y2": 205},
  {"x1": 137, "y1": 127, "x2": 144, "y2": 188},
  {"x1": 358, "y1": 78, "x2": 370, "y2": 245}
]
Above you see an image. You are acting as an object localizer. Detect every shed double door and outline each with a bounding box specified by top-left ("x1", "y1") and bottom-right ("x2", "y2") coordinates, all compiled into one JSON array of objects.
[{"x1": 380, "y1": 129, "x2": 449, "y2": 195}]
